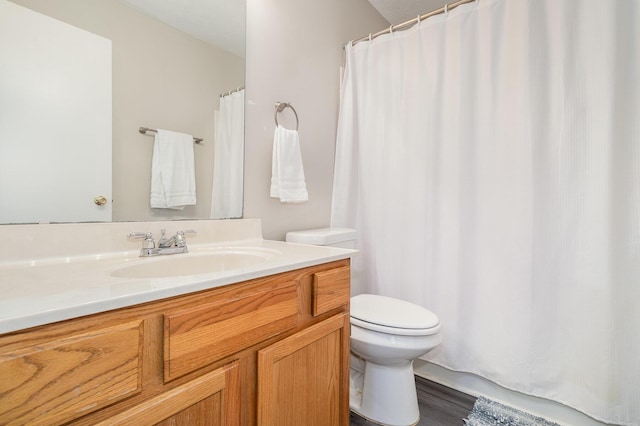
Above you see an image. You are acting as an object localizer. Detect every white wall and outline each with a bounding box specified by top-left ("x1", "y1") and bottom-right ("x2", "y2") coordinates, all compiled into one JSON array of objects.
[{"x1": 244, "y1": 0, "x2": 388, "y2": 240}]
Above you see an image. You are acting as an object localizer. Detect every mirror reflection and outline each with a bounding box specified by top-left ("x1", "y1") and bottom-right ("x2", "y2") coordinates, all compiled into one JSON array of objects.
[{"x1": 0, "y1": 0, "x2": 245, "y2": 224}]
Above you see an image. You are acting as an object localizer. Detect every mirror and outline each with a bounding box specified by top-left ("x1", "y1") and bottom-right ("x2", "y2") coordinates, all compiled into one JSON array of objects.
[{"x1": 0, "y1": 0, "x2": 246, "y2": 224}]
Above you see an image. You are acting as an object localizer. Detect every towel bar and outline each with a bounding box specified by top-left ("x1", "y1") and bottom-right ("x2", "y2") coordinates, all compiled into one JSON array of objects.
[
  {"x1": 274, "y1": 102, "x2": 299, "y2": 131},
  {"x1": 139, "y1": 127, "x2": 203, "y2": 144}
]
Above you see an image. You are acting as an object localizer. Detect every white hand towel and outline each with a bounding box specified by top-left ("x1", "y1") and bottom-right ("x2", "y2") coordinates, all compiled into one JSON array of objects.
[
  {"x1": 270, "y1": 125, "x2": 308, "y2": 203},
  {"x1": 150, "y1": 129, "x2": 197, "y2": 209}
]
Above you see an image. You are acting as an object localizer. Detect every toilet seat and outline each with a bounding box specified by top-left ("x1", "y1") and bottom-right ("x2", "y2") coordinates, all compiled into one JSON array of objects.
[
  {"x1": 350, "y1": 294, "x2": 441, "y2": 336},
  {"x1": 351, "y1": 316, "x2": 441, "y2": 336}
]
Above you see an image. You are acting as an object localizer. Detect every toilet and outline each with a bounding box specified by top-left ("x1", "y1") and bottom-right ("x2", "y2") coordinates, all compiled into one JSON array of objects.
[{"x1": 285, "y1": 228, "x2": 442, "y2": 426}]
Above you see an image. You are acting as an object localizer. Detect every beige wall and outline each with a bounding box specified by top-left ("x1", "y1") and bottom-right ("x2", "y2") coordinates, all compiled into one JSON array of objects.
[
  {"x1": 10, "y1": 0, "x2": 244, "y2": 222},
  {"x1": 9, "y1": 0, "x2": 386, "y2": 236},
  {"x1": 244, "y1": 0, "x2": 388, "y2": 240}
]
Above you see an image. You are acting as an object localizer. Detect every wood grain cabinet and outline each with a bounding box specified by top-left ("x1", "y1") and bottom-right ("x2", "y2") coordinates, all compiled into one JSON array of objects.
[
  {"x1": 0, "y1": 259, "x2": 350, "y2": 426},
  {"x1": 258, "y1": 313, "x2": 350, "y2": 426},
  {"x1": 94, "y1": 361, "x2": 241, "y2": 426}
]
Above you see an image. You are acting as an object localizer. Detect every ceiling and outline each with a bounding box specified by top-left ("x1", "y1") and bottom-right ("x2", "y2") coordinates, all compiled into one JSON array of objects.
[
  {"x1": 367, "y1": 0, "x2": 450, "y2": 24},
  {"x1": 120, "y1": 0, "x2": 245, "y2": 57},
  {"x1": 118, "y1": 0, "x2": 447, "y2": 58}
]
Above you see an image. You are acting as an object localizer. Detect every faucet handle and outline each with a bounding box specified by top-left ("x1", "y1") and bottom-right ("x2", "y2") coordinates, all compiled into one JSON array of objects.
[
  {"x1": 175, "y1": 230, "x2": 196, "y2": 247},
  {"x1": 157, "y1": 229, "x2": 170, "y2": 247},
  {"x1": 127, "y1": 232, "x2": 155, "y2": 249}
]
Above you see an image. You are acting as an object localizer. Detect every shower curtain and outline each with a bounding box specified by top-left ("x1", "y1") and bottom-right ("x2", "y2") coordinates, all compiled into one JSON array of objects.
[
  {"x1": 211, "y1": 89, "x2": 245, "y2": 219},
  {"x1": 331, "y1": 1, "x2": 640, "y2": 424}
]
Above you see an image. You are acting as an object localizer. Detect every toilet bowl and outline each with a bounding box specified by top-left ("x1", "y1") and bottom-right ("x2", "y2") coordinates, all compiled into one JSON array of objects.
[
  {"x1": 285, "y1": 228, "x2": 442, "y2": 426},
  {"x1": 349, "y1": 294, "x2": 441, "y2": 426}
]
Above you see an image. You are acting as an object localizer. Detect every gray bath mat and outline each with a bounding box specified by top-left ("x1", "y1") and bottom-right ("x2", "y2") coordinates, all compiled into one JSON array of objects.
[{"x1": 464, "y1": 397, "x2": 560, "y2": 426}]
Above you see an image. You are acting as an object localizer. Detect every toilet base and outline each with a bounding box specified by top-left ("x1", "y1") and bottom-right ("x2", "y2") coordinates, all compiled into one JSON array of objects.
[{"x1": 349, "y1": 360, "x2": 420, "y2": 426}]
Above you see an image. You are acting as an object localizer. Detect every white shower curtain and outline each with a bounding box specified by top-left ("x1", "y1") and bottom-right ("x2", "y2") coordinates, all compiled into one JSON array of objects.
[
  {"x1": 211, "y1": 89, "x2": 245, "y2": 219},
  {"x1": 331, "y1": 0, "x2": 640, "y2": 424}
]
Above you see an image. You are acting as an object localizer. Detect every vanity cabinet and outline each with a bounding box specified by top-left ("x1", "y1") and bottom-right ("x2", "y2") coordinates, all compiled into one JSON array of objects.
[
  {"x1": 257, "y1": 266, "x2": 351, "y2": 425},
  {"x1": 0, "y1": 259, "x2": 350, "y2": 426}
]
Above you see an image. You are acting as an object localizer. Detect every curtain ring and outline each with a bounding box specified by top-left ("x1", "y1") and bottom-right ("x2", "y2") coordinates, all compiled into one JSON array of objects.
[
  {"x1": 389, "y1": 25, "x2": 394, "y2": 34},
  {"x1": 417, "y1": 14, "x2": 422, "y2": 24},
  {"x1": 368, "y1": 33, "x2": 372, "y2": 41},
  {"x1": 444, "y1": 3, "x2": 449, "y2": 14}
]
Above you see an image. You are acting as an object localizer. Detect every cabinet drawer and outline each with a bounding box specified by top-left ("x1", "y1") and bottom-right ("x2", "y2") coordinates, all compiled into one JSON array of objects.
[
  {"x1": 0, "y1": 320, "x2": 143, "y2": 426},
  {"x1": 164, "y1": 281, "x2": 299, "y2": 381},
  {"x1": 312, "y1": 266, "x2": 350, "y2": 316},
  {"x1": 94, "y1": 361, "x2": 240, "y2": 426}
]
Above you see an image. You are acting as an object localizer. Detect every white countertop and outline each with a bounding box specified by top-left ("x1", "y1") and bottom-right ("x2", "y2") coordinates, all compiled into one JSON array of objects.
[{"x1": 0, "y1": 238, "x2": 356, "y2": 334}]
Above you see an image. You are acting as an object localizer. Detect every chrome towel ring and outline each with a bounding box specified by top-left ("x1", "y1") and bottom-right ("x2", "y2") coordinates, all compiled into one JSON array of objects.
[{"x1": 274, "y1": 102, "x2": 299, "y2": 130}]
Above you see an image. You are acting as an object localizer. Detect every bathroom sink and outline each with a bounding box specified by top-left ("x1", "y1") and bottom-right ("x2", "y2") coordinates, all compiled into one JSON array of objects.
[{"x1": 111, "y1": 248, "x2": 276, "y2": 279}]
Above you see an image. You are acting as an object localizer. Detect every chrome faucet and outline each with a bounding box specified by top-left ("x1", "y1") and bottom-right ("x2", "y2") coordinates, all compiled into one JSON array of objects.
[{"x1": 128, "y1": 229, "x2": 196, "y2": 257}]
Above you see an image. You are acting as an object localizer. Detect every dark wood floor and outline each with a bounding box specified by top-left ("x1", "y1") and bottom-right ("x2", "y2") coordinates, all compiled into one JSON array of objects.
[{"x1": 350, "y1": 375, "x2": 477, "y2": 426}]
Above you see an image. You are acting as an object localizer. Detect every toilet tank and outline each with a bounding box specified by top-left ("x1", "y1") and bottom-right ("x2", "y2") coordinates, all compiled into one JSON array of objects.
[{"x1": 285, "y1": 227, "x2": 356, "y2": 249}]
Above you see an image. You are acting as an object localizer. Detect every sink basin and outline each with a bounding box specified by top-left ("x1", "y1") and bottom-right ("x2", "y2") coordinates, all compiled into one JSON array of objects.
[{"x1": 111, "y1": 249, "x2": 275, "y2": 279}]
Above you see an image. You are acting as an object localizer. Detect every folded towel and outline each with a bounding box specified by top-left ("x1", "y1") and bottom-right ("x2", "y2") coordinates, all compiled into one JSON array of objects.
[
  {"x1": 270, "y1": 125, "x2": 308, "y2": 203},
  {"x1": 150, "y1": 129, "x2": 196, "y2": 209}
]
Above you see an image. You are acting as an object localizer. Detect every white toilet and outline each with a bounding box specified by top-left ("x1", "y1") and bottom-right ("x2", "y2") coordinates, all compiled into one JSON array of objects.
[{"x1": 285, "y1": 228, "x2": 443, "y2": 426}]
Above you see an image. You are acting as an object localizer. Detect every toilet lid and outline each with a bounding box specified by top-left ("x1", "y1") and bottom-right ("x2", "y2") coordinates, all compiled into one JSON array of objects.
[{"x1": 350, "y1": 294, "x2": 439, "y2": 330}]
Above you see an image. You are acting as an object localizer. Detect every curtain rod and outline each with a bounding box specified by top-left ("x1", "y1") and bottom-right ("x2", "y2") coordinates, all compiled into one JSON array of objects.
[
  {"x1": 220, "y1": 86, "x2": 245, "y2": 98},
  {"x1": 350, "y1": 0, "x2": 476, "y2": 46}
]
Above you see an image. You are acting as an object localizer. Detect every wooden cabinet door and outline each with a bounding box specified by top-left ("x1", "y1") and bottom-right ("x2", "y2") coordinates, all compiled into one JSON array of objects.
[
  {"x1": 0, "y1": 320, "x2": 143, "y2": 426},
  {"x1": 257, "y1": 314, "x2": 350, "y2": 426},
  {"x1": 94, "y1": 361, "x2": 240, "y2": 426}
]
